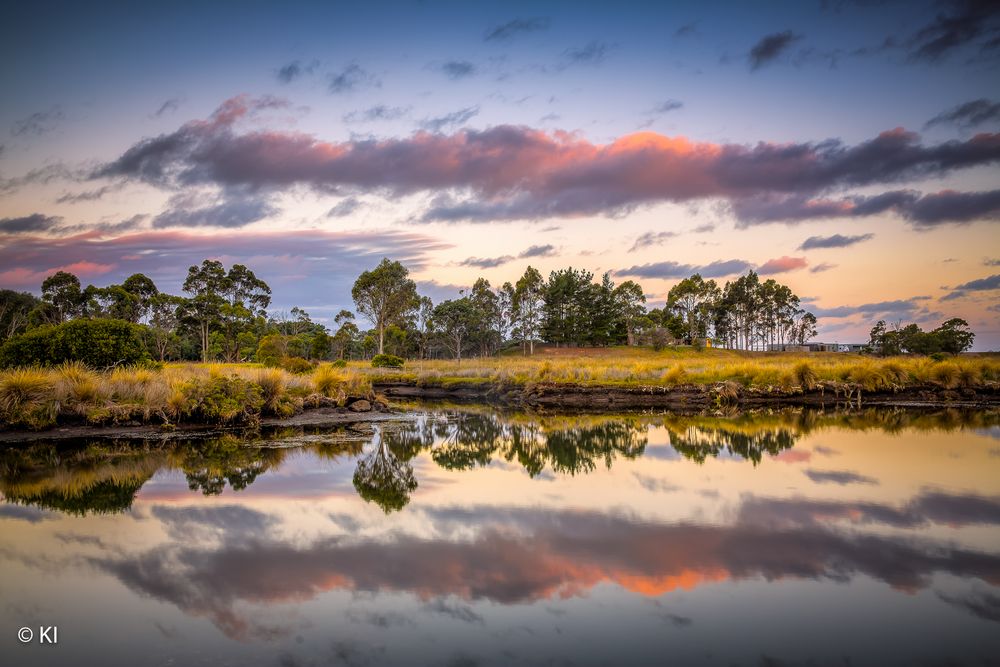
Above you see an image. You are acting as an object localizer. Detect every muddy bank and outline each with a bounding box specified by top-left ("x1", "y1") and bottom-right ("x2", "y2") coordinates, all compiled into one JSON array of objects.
[{"x1": 374, "y1": 380, "x2": 1000, "y2": 410}]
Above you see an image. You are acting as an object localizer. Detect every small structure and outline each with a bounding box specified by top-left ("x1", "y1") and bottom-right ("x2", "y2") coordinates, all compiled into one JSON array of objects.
[{"x1": 767, "y1": 342, "x2": 867, "y2": 353}]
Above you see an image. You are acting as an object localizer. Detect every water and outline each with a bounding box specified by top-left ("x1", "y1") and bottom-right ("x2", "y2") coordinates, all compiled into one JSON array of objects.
[{"x1": 1, "y1": 407, "x2": 999, "y2": 666}]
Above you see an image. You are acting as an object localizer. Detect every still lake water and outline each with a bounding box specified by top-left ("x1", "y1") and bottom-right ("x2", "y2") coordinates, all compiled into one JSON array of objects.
[{"x1": 1, "y1": 407, "x2": 999, "y2": 666}]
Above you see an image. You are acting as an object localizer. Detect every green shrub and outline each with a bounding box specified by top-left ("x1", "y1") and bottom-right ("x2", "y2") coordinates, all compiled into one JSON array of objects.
[
  {"x1": 0, "y1": 319, "x2": 150, "y2": 369},
  {"x1": 278, "y1": 356, "x2": 314, "y2": 374},
  {"x1": 331, "y1": 359, "x2": 347, "y2": 368},
  {"x1": 371, "y1": 354, "x2": 405, "y2": 368},
  {"x1": 171, "y1": 375, "x2": 264, "y2": 425}
]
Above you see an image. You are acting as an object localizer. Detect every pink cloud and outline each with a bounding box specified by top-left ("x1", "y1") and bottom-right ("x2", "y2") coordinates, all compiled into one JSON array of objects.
[{"x1": 758, "y1": 256, "x2": 808, "y2": 275}]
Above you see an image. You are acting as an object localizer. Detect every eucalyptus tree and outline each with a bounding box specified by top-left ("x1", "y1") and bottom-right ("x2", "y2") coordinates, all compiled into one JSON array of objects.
[
  {"x1": 613, "y1": 279, "x2": 647, "y2": 346},
  {"x1": 40, "y1": 271, "x2": 85, "y2": 323},
  {"x1": 351, "y1": 258, "x2": 419, "y2": 355},
  {"x1": 431, "y1": 297, "x2": 476, "y2": 362},
  {"x1": 514, "y1": 266, "x2": 544, "y2": 355},
  {"x1": 666, "y1": 274, "x2": 719, "y2": 344}
]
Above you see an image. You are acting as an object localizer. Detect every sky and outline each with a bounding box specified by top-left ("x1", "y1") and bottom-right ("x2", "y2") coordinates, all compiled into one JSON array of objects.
[{"x1": 0, "y1": 0, "x2": 998, "y2": 348}]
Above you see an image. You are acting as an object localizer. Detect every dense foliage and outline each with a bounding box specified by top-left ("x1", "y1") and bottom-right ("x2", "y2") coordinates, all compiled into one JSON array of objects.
[
  {"x1": 868, "y1": 318, "x2": 975, "y2": 355},
  {"x1": 0, "y1": 319, "x2": 149, "y2": 368}
]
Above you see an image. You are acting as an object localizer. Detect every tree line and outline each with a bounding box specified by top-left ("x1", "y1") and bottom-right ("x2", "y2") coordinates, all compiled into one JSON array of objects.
[{"x1": 0, "y1": 255, "x2": 971, "y2": 366}]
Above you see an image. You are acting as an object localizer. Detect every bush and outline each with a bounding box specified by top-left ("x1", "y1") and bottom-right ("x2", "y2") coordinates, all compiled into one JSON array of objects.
[
  {"x1": 278, "y1": 356, "x2": 314, "y2": 374},
  {"x1": 169, "y1": 375, "x2": 264, "y2": 425},
  {"x1": 331, "y1": 359, "x2": 347, "y2": 368},
  {"x1": 0, "y1": 319, "x2": 150, "y2": 369},
  {"x1": 371, "y1": 354, "x2": 405, "y2": 368}
]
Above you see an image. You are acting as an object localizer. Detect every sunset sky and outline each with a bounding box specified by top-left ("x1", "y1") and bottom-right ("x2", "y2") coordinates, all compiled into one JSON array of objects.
[{"x1": 1, "y1": 1, "x2": 998, "y2": 347}]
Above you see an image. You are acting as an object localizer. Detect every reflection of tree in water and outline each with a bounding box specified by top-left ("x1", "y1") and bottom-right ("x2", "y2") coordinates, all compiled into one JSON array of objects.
[
  {"x1": 668, "y1": 426, "x2": 797, "y2": 465},
  {"x1": 353, "y1": 425, "x2": 418, "y2": 513},
  {"x1": 0, "y1": 442, "x2": 165, "y2": 516},
  {"x1": 393, "y1": 411, "x2": 648, "y2": 477},
  {"x1": 175, "y1": 435, "x2": 288, "y2": 495}
]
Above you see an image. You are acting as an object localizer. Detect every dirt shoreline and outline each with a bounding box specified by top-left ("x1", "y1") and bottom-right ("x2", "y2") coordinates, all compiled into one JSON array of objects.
[{"x1": 373, "y1": 380, "x2": 1000, "y2": 410}]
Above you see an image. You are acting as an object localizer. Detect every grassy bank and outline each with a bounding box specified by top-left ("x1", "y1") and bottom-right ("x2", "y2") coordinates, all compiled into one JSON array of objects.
[
  {"x1": 2, "y1": 348, "x2": 998, "y2": 430},
  {"x1": 0, "y1": 362, "x2": 373, "y2": 430},
  {"x1": 363, "y1": 347, "x2": 1000, "y2": 392}
]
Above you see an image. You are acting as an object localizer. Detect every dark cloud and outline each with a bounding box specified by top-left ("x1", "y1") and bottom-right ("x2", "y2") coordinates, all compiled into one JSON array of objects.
[
  {"x1": 748, "y1": 31, "x2": 803, "y2": 70},
  {"x1": 617, "y1": 259, "x2": 753, "y2": 279},
  {"x1": 11, "y1": 108, "x2": 64, "y2": 136},
  {"x1": 799, "y1": 233, "x2": 874, "y2": 250},
  {"x1": 0, "y1": 505, "x2": 54, "y2": 523},
  {"x1": 804, "y1": 469, "x2": 879, "y2": 485},
  {"x1": 276, "y1": 59, "x2": 318, "y2": 84},
  {"x1": 948, "y1": 273, "x2": 1000, "y2": 299},
  {"x1": 806, "y1": 298, "x2": 923, "y2": 318},
  {"x1": 563, "y1": 41, "x2": 612, "y2": 66},
  {"x1": 926, "y1": 99, "x2": 1000, "y2": 129},
  {"x1": 422, "y1": 599, "x2": 484, "y2": 624},
  {"x1": 343, "y1": 105, "x2": 409, "y2": 123},
  {"x1": 0, "y1": 163, "x2": 74, "y2": 195},
  {"x1": 938, "y1": 587, "x2": 1000, "y2": 623},
  {"x1": 519, "y1": 244, "x2": 555, "y2": 258},
  {"x1": 735, "y1": 188, "x2": 1000, "y2": 227},
  {"x1": 419, "y1": 106, "x2": 480, "y2": 132},
  {"x1": 0, "y1": 213, "x2": 62, "y2": 234},
  {"x1": 153, "y1": 98, "x2": 182, "y2": 117},
  {"x1": 675, "y1": 22, "x2": 698, "y2": 38},
  {"x1": 152, "y1": 194, "x2": 278, "y2": 229},
  {"x1": 459, "y1": 255, "x2": 514, "y2": 269},
  {"x1": 630, "y1": 231, "x2": 679, "y2": 252},
  {"x1": 54, "y1": 183, "x2": 124, "y2": 204},
  {"x1": 437, "y1": 61, "x2": 476, "y2": 80},
  {"x1": 329, "y1": 63, "x2": 379, "y2": 93},
  {"x1": 327, "y1": 197, "x2": 362, "y2": 218},
  {"x1": 91, "y1": 97, "x2": 1000, "y2": 224},
  {"x1": 904, "y1": 0, "x2": 1000, "y2": 62},
  {"x1": 484, "y1": 17, "x2": 550, "y2": 41}
]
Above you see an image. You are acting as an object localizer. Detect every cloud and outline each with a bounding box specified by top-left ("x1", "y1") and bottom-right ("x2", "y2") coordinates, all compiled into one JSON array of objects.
[
  {"x1": 484, "y1": 17, "x2": 550, "y2": 41},
  {"x1": 437, "y1": 61, "x2": 476, "y2": 80},
  {"x1": 563, "y1": 41, "x2": 612, "y2": 66},
  {"x1": 11, "y1": 108, "x2": 64, "y2": 136},
  {"x1": 459, "y1": 255, "x2": 514, "y2": 269},
  {"x1": 55, "y1": 183, "x2": 125, "y2": 204},
  {"x1": 748, "y1": 31, "x2": 802, "y2": 69},
  {"x1": 758, "y1": 256, "x2": 807, "y2": 275},
  {"x1": 519, "y1": 244, "x2": 555, "y2": 258},
  {"x1": 0, "y1": 228, "x2": 448, "y2": 316},
  {"x1": 799, "y1": 233, "x2": 874, "y2": 250},
  {"x1": 904, "y1": 0, "x2": 1000, "y2": 62},
  {"x1": 938, "y1": 587, "x2": 1000, "y2": 623},
  {"x1": 81, "y1": 500, "x2": 1000, "y2": 639},
  {"x1": 0, "y1": 213, "x2": 62, "y2": 234},
  {"x1": 805, "y1": 297, "x2": 923, "y2": 319},
  {"x1": 617, "y1": 259, "x2": 753, "y2": 279},
  {"x1": 944, "y1": 272, "x2": 1000, "y2": 299},
  {"x1": 804, "y1": 469, "x2": 879, "y2": 485},
  {"x1": 630, "y1": 231, "x2": 678, "y2": 252},
  {"x1": 926, "y1": 99, "x2": 1000, "y2": 129},
  {"x1": 327, "y1": 197, "x2": 362, "y2": 218},
  {"x1": 92, "y1": 97, "x2": 1000, "y2": 224},
  {"x1": 735, "y1": 188, "x2": 1000, "y2": 227},
  {"x1": 328, "y1": 63, "x2": 379, "y2": 93},
  {"x1": 343, "y1": 105, "x2": 409, "y2": 123},
  {"x1": 276, "y1": 60, "x2": 317, "y2": 84},
  {"x1": 419, "y1": 106, "x2": 480, "y2": 132},
  {"x1": 810, "y1": 262, "x2": 837, "y2": 273},
  {"x1": 151, "y1": 191, "x2": 278, "y2": 229},
  {"x1": 153, "y1": 98, "x2": 182, "y2": 117},
  {"x1": 650, "y1": 100, "x2": 683, "y2": 114}
]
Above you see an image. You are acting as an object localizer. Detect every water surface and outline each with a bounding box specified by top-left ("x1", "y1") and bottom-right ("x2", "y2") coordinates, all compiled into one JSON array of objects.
[{"x1": 1, "y1": 407, "x2": 999, "y2": 666}]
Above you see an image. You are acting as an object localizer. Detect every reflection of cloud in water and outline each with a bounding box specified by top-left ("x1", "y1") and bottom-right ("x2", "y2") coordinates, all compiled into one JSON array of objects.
[
  {"x1": 77, "y1": 493, "x2": 1000, "y2": 638},
  {"x1": 804, "y1": 469, "x2": 878, "y2": 486},
  {"x1": 937, "y1": 586, "x2": 1000, "y2": 623}
]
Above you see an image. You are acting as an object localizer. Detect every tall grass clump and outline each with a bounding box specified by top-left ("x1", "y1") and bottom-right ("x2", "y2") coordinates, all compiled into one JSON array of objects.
[
  {"x1": 792, "y1": 362, "x2": 817, "y2": 389},
  {"x1": 0, "y1": 368, "x2": 58, "y2": 429}
]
